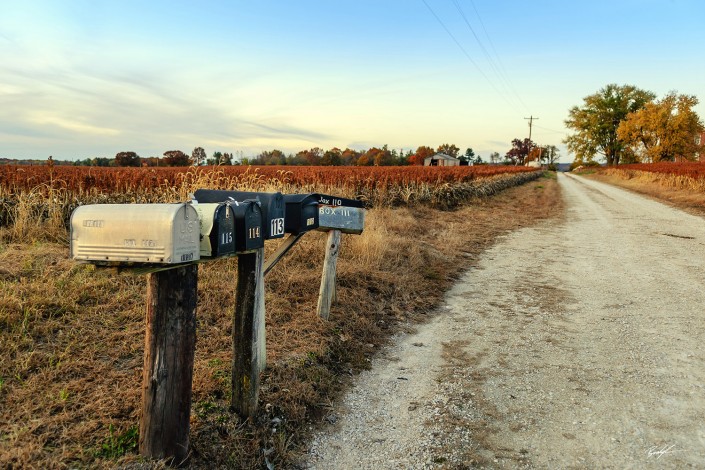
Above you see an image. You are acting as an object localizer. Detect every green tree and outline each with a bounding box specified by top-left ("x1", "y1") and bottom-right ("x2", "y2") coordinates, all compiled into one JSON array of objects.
[
  {"x1": 617, "y1": 92, "x2": 704, "y2": 162},
  {"x1": 296, "y1": 147, "x2": 323, "y2": 165},
  {"x1": 459, "y1": 147, "x2": 475, "y2": 165},
  {"x1": 191, "y1": 147, "x2": 207, "y2": 166},
  {"x1": 162, "y1": 150, "x2": 192, "y2": 166},
  {"x1": 564, "y1": 83, "x2": 655, "y2": 165},
  {"x1": 396, "y1": 149, "x2": 413, "y2": 166},
  {"x1": 542, "y1": 145, "x2": 560, "y2": 165},
  {"x1": 321, "y1": 148, "x2": 342, "y2": 166},
  {"x1": 255, "y1": 149, "x2": 286, "y2": 165},
  {"x1": 437, "y1": 143, "x2": 460, "y2": 158},
  {"x1": 114, "y1": 151, "x2": 141, "y2": 167},
  {"x1": 220, "y1": 152, "x2": 233, "y2": 165}
]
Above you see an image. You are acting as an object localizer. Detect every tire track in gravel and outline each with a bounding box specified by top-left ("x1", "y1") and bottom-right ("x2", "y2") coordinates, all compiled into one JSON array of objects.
[{"x1": 305, "y1": 173, "x2": 705, "y2": 468}]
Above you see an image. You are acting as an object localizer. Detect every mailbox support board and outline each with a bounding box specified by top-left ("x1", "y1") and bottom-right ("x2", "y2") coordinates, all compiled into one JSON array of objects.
[
  {"x1": 139, "y1": 264, "x2": 197, "y2": 462},
  {"x1": 232, "y1": 248, "x2": 265, "y2": 416},
  {"x1": 316, "y1": 230, "x2": 341, "y2": 320}
]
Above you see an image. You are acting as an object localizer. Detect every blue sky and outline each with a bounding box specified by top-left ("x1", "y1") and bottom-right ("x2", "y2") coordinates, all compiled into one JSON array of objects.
[{"x1": 1, "y1": 1, "x2": 703, "y2": 163}]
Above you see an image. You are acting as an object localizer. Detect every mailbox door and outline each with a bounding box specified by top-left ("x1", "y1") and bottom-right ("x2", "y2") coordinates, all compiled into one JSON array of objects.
[
  {"x1": 194, "y1": 189, "x2": 285, "y2": 240},
  {"x1": 212, "y1": 204, "x2": 236, "y2": 257},
  {"x1": 283, "y1": 193, "x2": 320, "y2": 234},
  {"x1": 231, "y1": 201, "x2": 264, "y2": 252}
]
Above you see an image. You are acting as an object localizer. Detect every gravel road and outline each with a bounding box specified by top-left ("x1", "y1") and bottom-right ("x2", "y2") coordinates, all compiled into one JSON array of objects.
[{"x1": 305, "y1": 173, "x2": 705, "y2": 468}]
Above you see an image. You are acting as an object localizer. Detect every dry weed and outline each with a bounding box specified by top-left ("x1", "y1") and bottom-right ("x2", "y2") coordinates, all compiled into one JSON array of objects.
[
  {"x1": 0, "y1": 173, "x2": 561, "y2": 469},
  {"x1": 590, "y1": 169, "x2": 705, "y2": 218}
]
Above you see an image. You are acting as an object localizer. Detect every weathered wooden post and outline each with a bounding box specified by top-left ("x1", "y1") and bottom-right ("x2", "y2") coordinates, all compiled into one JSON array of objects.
[
  {"x1": 256, "y1": 254, "x2": 266, "y2": 374},
  {"x1": 317, "y1": 229, "x2": 341, "y2": 320},
  {"x1": 139, "y1": 264, "x2": 198, "y2": 464},
  {"x1": 315, "y1": 194, "x2": 365, "y2": 320},
  {"x1": 232, "y1": 248, "x2": 265, "y2": 418}
]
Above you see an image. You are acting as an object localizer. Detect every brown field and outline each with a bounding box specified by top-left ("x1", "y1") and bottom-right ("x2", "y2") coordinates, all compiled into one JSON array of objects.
[{"x1": 0, "y1": 166, "x2": 560, "y2": 469}]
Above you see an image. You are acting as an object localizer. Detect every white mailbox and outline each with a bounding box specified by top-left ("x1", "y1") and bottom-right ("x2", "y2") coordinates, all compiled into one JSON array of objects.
[{"x1": 70, "y1": 203, "x2": 200, "y2": 265}]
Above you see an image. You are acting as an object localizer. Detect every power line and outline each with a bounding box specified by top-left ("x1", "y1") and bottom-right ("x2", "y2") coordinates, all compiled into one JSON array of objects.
[
  {"x1": 420, "y1": 0, "x2": 518, "y2": 110},
  {"x1": 525, "y1": 115, "x2": 539, "y2": 141},
  {"x1": 466, "y1": 0, "x2": 530, "y2": 113},
  {"x1": 450, "y1": 0, "x2": 529, "y2": 113},
  {"x1": 533, "y1": 124, "x2": 568, "y2": 135}
]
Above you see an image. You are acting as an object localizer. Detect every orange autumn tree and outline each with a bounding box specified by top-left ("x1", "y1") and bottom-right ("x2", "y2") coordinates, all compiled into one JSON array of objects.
[
  {"x1": 409, "y1": 145, "x2": 435, "y2": 165},
  {"x1": 617, "y1": 92, "x2": 704, "y2": 162}
]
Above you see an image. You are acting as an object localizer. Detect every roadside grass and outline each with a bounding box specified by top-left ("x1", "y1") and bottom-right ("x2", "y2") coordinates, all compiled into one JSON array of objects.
[
  {"x1": 584, "y1": 169, "x2": 705, "y2": 218},
  {"x1": 0, "y1": 173, "x2": 562, "y2": 469}
]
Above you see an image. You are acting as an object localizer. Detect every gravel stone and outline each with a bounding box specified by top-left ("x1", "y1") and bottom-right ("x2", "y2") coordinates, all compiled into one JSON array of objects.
[{"x1": 304, "y1": 174, "x2": 705, "y2": 468}]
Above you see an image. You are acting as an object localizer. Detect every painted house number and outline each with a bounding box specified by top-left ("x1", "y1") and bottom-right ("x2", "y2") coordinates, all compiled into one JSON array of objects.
[
  {"x1": 220, "y1": 231, "x2": 233, "y2": 245},
  {"x1": 320, "y1": 207, "x2": 351, "y2": 216},
  {"x1": 319, "y1": 198, "x2": 342, "y2": 206},
  {"x1": 270, "y1": 217, "x2": 285, "y2": 236},
  {"x1": 248, "y1": 226, "x2": 261, "y2": 239}
]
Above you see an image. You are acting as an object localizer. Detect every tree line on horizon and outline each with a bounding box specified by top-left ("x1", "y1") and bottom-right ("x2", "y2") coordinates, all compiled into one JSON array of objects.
[{"x1": 21, "y1": 139, "x2": 561, "y2": 168}]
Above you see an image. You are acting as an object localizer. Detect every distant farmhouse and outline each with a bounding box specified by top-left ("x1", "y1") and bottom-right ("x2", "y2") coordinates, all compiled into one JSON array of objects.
[{"x1": 424, "y1": 153, "x2": 460, "y2": 166}]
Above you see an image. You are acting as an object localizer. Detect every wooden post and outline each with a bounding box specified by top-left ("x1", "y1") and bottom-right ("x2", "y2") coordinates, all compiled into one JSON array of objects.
[
  {"x1": 317, "y1": 230, "x2": 341, "y2": 320},
  {"x1": 255, "y1": 249, "x2": 266, "y2": 373},
  {"x1": 139, "y1": 264, "x2": 198, "y2": 465},
  {"x1": 232, "y1": 248, "x2": 265, "y2": 418}
]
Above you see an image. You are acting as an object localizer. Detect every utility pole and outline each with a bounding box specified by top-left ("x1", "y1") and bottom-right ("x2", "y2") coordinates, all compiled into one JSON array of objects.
[
  {"x1": 524, "y1": 115, "x2": 539, "y2": 140},
  {"x1": 524, "y1": 115, "x2": 539, "y2": 165}
]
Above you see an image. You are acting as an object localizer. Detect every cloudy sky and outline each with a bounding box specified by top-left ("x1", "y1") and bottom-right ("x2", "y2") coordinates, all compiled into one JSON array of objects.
[{"x1": 1, "y1": 0, "x2": 703, "y2": 162}]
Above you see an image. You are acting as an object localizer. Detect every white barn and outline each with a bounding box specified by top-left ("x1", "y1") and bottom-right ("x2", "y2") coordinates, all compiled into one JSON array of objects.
[{"x1": 424, "y1": 153, "x2": 460, "y2": 167}]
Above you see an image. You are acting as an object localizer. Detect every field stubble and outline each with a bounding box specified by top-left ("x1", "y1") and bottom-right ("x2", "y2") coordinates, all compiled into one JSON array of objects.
[{"x1": 0, "y1": 166, "x2": 556, "y2": 469}]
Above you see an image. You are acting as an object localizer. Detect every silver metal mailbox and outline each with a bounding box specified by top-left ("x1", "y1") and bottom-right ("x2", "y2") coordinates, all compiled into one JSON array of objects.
[{"x1": 70, "y1": 203, "x2": 200, "y2": 265}]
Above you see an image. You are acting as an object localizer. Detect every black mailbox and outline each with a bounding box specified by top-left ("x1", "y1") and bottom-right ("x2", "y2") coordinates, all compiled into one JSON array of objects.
[
  {"x1": 229, "y1": 200, "x2": 265, "y2": 252},
  {"x1": 193, "y1": 202, "x2": 236, "y2": 258},
  {"x1": 194, "y1": 189, "x2": 285, "y2": 240},
  {"x1": 282, "y1": 193, "x2": 320, "y2": 234}
]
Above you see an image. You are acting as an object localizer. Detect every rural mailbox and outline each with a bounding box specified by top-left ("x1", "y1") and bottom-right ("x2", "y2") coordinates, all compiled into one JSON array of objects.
[
  {"x1": 70, "y1": 203, "x2": 200, "y2": 265},
  {"x1": 229, "y1": 200, "x2": 265, "y2": 252},
  {"x1": 194, "y1": 189, "x2": 285, "y2": 240},
  {"x1": 316, "y1": 194, "x2": 365, "y2": 234},
  {"x1": 193, "y1": 202, "x2": 236, "y2": 258},
  {"x1": 282, "y1": 193, "x2": 320, "y2": 234}
]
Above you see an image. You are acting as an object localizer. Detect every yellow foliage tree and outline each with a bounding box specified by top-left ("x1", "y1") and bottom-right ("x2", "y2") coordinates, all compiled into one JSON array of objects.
[{"x1": 617, "y1": 92, "x2": 704, "y2": 162}]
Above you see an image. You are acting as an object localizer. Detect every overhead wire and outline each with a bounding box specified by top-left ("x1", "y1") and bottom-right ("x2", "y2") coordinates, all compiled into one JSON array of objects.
[
  {"x1": 459, "y1": 0, "x2": 531, "y2": 114},
  {"x1": 450, "y1": 0, "x2": 516, "y2": 106},
  {"x1": 533, "y1": 124, "x2": 568, "y2": 135},
  {"x1": 420, "y1": 0, "x2": 520, "y2": 111}
]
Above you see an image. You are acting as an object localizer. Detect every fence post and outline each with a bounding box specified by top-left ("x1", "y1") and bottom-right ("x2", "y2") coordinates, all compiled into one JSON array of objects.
[
  {"x1": 232, "y1": 248, "x2": 265, "y2": 418},
  {"x1": 139, "y1": 264, "x2": 198, "y2": 464},
  {"x1": 317, "y1": 229, "x2": 341, "y2": 320},
  {"x1": 256, "y1": 249, "x2": 266, "y2": 373}
]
